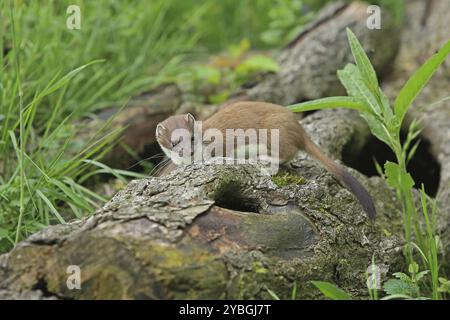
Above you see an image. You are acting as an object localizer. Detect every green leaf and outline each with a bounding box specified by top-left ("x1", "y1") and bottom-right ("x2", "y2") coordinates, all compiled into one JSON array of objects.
[
  {"x1": 266, "y1": 288, "x2": 281, "y2": 300},
  {"x1": 383, "y1": 279, "x2": 415, "y2": 296},
  {"x1": 381, "y1": 294, "x2": 413, "y2": 300},
  {"x1": 378, "y1": 88, "x2": 395, "y2": 121},
  {"x1": 194, "y1": 65, "x2": 221, "y2": 85},
  {"x1": 0, "y1": 228, "x2": 9, "y2": 239},
  {"x1": 337, "y1": 64, "x2": 362, "y2": 97},
  {"x1": 288, "y1": 96, "x2": 369, "y2": 113},
  {"x1": 235, "y1": 55, "x2": 279, "y2": 74},
  {"x1": 394, "y1": 40, "x2": 450, "y2": 124},
  {"x1": 393, "y1": 272, "x2": 412, "y2": 282},
  {"x1": 408, "y1": 262, "x2": 419, "y2": 275},
  {"x1": 228, "y1": 38, "x2": 251, "y2": 58},
  {"x1": 384, "y1": 161, "x2": 415, "y2": 191},
  {"x1": 209, "y1": 90, "x2": 230, "y2": 104},
  {"x1": 346, "y1": 28, "x2": 379, "y2": 93},
  {"x1": 415, "y1": 270, "x2": 430, "y2": 282},
  {"x1": 311, "y1": 281, "x2": 352, "y2": 300},
  {"x1": 291, "y1": 282, "x2": 297, "y2": 300},
  {"x1": 260, "y1": 29, "x2": 284, "y2": 45},
  {"x1": 337, "y1": 64, "x2": 382, "y2": 115},
  {"x1": 359, "y1": 112, "x2": 392, "y2": 148}
]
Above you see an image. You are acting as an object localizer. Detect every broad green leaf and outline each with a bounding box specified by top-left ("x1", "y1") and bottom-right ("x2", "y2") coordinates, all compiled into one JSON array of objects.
[
  {"x1": 384, "y1": 161, "x2": 415, "y2": 191},
  {"x1": 359, "y1": 112, "x2": 392, "y2": 148},
  {"x1": 346, "y1": 28, "x2": 379, "y2": 93},
  {"x1": 383, "y1": 279, "x2": 416, "y2": 296},
  {"x1": 337, "y1": 64, "x2": 382, "y2": 115},
  {"x1": 288, "y1": 96, "x2": 369, "y2": 113},
  {"x1": 394, "y1": 39, "x2": 450, "y2": 124},
  {"x1": 415, "y1": 270, "x2": 430, "y2": 282},
  {"x1": 393, "y1": 272, "x2": 412, "y2": 282},
  {"x1": 311, "y1": 281, "x2": 352, "y2": 300},
  {"x1": 337, "y1": 64, "x2": 361, "y2": 97},
  {"x1": 378, "y1": 88, "x2": 394, "y2": 121},
  {"x1": 408, "y1": 262, "x2": 419, "y2": 275}
]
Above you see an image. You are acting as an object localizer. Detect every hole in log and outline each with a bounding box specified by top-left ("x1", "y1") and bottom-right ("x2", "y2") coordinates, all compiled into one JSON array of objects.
[
  {"x1": 212, "y1": 180, "x2": 259, "y2": 213},
  {"x1": 342, "y1": 132, "x2": 441, "y2": 197},
  {"x1": 32, "y1": 278, "x2": 54, "y2": 297}
]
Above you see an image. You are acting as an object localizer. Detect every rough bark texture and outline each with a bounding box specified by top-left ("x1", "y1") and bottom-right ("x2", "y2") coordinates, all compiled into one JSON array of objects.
[
  {"x1": 0, "y1": 130, "x2": 403, "y2": 299},
  {"x1": 1, "y1": 0, "x2": 449, "y2": 300}
]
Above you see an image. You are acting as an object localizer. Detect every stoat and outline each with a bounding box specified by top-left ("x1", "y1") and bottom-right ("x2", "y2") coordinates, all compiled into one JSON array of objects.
[{"x1": 156, "y1": 101, "x2": 376, "y2": 219}]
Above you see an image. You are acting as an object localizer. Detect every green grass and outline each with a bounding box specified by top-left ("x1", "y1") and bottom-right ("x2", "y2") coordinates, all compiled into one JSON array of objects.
[{"x1": 0, "y1": 0, "x2": 200, "y2": 252}]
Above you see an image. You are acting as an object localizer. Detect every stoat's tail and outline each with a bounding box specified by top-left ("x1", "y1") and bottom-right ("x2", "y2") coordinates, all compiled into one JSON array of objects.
[{"x1": 303, "y1": 136, "x2": 376, "y2": 220}]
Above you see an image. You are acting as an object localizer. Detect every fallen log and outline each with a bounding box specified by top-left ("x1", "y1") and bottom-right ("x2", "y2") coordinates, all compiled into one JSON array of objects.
[{"x1": 0, "y1": 107, "x2": 405, "y2": 299}]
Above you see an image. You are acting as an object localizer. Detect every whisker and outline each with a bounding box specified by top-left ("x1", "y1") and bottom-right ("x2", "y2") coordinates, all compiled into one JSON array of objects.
[
  {"x1": 152, "y1": 158, "x2": 177, "y2": 177},
  {"x1": 151, "y1": 158, "x2": 170, "y2": 176},
  {"x1": 126, "y1": 153, "x2": 165, "y2": 170}
]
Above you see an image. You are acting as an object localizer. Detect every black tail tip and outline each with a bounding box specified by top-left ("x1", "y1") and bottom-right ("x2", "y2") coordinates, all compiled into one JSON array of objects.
[
  {"x1": 340, "y1": 170, "x2": 377, "y2": 220},
  {"x1": 364, "y1": 200, "x2": 377, "y2": 221}
]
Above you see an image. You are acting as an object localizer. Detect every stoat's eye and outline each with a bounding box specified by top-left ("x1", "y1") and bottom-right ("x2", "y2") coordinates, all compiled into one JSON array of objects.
[{"x1": 171, "y1": 138, "x2": 181, "y2": 148}]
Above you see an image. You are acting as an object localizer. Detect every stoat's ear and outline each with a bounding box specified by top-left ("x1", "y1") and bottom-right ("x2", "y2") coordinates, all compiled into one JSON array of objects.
[
  {"x1": 185, "y1": 113, "x2": 195, "y2": 129},
  {"x1": 156, "y1": 124, "x2": 166, "y2": 137}
]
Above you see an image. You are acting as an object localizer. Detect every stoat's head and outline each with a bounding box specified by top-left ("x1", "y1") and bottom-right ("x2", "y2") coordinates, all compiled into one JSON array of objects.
[{"x1": 156, "y1": 113, "x2": 196, "y2": 165}]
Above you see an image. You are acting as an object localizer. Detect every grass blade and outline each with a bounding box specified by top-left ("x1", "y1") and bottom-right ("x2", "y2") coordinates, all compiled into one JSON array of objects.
[
  {"x1": 288, "y1": 96, "x2": 369, "y2": 113},
  {"x1": 394, "y1": 40, "x2": 450, "y2": 124},
  {"x1": 36, "y1": 190, "x2": 66, "y2": 224},
  {"x1": 311, "y1": 281, "x2": 352, "y2": 300}
]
